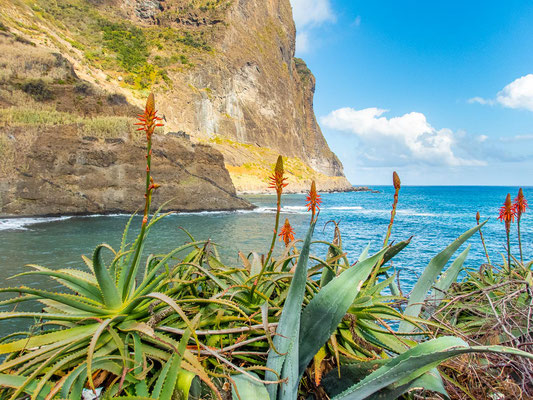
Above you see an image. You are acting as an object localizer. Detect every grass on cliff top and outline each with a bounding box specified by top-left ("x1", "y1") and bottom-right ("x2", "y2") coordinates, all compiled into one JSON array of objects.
[
  {"x1": 0, "y1": 0, "x2": 221, "y2": 91},
  {"x1": 0, "y1": 107, "x2": 136, "y2": 139}
]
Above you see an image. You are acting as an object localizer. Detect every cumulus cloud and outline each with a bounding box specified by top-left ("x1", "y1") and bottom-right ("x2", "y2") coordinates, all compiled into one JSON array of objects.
[
  {"x1": 496, "y1": 74, "x2": 533, "y2": 111},
  {"x1": 469, "y1": 74, "x2": 533, "y2": 111},
  {"x1": 291, "y1": 0, "x2": 335, "y2": 28},
  {"x1": 290, "y1": 0, "x2": 335, "y2": 53},
  {"x1": 321, "y1": 107, "x2": 486, "y2": 167}
]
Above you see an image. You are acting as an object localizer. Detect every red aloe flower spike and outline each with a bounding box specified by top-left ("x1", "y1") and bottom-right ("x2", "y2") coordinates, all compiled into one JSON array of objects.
[
  {"x1": 278, "y1": 218, "x2": 295, "y2": 247},
  {"x1": 268, "y1": 155, "x2": 288, "y2": 195},
  {"x1": 513, "y1": 188, "x2": 528, "y2": 216},
  {"x1": 306, "y1": 180, "x2": 322, "y2": 223},
  {"x1": 513, "y1": 188, "x2": 528, "y2": 263},
  {"x1": 498, "y1": 193, "x2": 515, "y2": 228},
  {"x1": 498, "y1": 193, "x2": 514, "y2": 271}
]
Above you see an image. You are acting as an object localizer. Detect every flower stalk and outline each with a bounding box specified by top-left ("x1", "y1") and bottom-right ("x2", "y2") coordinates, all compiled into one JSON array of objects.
[
  {"x1": 383, "y1": 171, "x2": 401, "y2": 247},
  {"x1": 251, "y1": 156, "x2": 287, "y2": 300},
  {"x1": 263, "y1": 155, "x2": 287, "y2": 267},
  {"x1": 476, "y1": 211, "x2": 491, "y2": 265},
  {"x1": 127, "y1": 93, "x2": 163, "y2": 296},
  {"x1": 498, "y1": 193, "x2": 514, "y2": 272},
  {"x1": 513, "y1": 188, "x2": 528, "y2": 263}
]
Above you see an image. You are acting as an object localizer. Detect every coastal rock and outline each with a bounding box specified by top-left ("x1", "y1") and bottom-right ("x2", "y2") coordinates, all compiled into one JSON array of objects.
[{"x1": 0, "y1": 126, "x2": 252, "y2": 216}]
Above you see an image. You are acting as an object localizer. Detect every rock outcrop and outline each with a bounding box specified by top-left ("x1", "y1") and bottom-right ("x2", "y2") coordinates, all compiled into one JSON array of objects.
[
  {"x1": 0, "y1": 0, "x2": 353, "y2": 217},
  {"x1": 0, "y1": 127, "x2": 251, "y2": 216}
]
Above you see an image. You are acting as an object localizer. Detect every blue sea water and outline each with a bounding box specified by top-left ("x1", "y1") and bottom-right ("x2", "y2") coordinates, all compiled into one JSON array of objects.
[{"x1": 0, "y1": 186, "x2": 531, "y2": 334}]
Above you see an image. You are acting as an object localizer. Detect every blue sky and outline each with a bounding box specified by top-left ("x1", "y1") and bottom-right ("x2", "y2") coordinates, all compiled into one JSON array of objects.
[{"x1": 290, "y1": 0, "x2": 533, "y2": 185}]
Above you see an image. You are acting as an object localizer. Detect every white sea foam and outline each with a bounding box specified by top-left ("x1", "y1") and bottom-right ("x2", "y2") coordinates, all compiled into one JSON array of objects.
[{"x1": 0, "y1": 216, "x2": 72, "y2": 231}]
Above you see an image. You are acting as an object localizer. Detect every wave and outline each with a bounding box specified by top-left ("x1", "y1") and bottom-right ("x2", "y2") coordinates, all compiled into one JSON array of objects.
[{"x1": 0, "y1": 216, "x2": 72, "y2": 231}]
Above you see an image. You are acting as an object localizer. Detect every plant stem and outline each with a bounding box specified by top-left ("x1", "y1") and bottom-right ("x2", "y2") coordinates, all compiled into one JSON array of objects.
[
  {"x1": 478, "y1": 225, "x2": 491, "y2": 265},
  {"x1": 383, "y1": 187, "x2": 399, "y2": 248},
  {"x1": 264, "y1": 192, "x2": 281, "y2": 267},
  {"x1": 251, "y1": 192, "x2": 281, "y2": 300},
  {"x1": 506, "y1": 226, "x2": 511, "y2": 274},
  {"x1": 369, "y1": 186, "x2": 399, "y2": 288},
  {"x1": 518, "y1": 216, "x2": 523, "y2": 263}
]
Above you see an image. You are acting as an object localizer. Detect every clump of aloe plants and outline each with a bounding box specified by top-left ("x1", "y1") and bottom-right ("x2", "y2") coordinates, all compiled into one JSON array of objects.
[
  {"x1": 0, "y1": 94, "x2": 532, "y2": 400},
  {"x1": 427, "y1": 190, "x2": 532, "y2": 399}
]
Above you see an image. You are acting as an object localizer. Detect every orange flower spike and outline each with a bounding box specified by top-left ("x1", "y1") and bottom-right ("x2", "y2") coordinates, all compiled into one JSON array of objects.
[
  {"x1": 268, "y1": 155, "x2": 288, "y2": 195},
  {"x1": 498, "y1": 193, "x2": 515, "y2": 229},
  {"x1": 514, "y1": 188, "x2": 528, "y2": 217},
  {"x1": 306, "y1": 180, "x2": 322, "y2": 222},
  {"x1": 278, "y1": 218, "x2": 295, "y2": 246}
]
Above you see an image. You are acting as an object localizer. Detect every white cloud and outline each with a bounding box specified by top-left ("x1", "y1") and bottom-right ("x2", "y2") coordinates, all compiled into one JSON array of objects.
[
  {"x1": 353, "y1": 15, "x2": 361, "y2": 27},
  {"x1": 291, "y1": 0, "x2": 335, "y2": 28},
  {"x1": 295, "y1": 31, "x2": 310, "y2": 53},
  {"x1": 290, "y1": 0, "x2": 335, "y2": 54},
  {"x1": 496, "y1": 74, "x2": 533, "y2": 111},
  {"x1": 321, "y1": 107, "x2": 485, "y2": 167},
  {"x1": 500, "y1": 134, "x2": 533, "y2": 142},
  {"x1": 467, "y1": 96, "x2": 493, "y2": 105}
]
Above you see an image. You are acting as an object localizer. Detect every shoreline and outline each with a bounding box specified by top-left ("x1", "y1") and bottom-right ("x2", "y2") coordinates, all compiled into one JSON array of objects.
[
  {"x1": 0, "y1": 204, "x2": 258, "y2": 220},
  {"x1": 238, "y1": 186, "x2": 378, "y2": 195}
]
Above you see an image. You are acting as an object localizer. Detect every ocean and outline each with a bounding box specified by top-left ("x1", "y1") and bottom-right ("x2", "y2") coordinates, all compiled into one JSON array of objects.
[{"x1": 0, "y1": 186, "x2": 531, "y2": 334}]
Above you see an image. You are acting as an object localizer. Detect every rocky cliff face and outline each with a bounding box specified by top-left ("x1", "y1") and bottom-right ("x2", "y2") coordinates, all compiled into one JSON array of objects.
[
  {"x1": 148, "y1": 0, "x2": 350, "y2": 184},
  {"x1": 0, "y1": 0, "x2": 352, "y2": 217},
  {"x1": 0, "y1": 31, "x2": 251, "y2": 216}
]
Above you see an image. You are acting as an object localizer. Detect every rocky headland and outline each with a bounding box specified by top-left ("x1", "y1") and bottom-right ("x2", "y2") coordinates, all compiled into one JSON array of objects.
[{"x1": 0, "y1": 0, "x2": 354, "y2": 216}]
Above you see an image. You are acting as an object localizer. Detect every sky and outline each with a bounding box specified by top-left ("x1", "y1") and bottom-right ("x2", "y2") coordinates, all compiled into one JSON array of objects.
[{"x1": 289, "y1": 0, "x2": 533, "y2": 185}]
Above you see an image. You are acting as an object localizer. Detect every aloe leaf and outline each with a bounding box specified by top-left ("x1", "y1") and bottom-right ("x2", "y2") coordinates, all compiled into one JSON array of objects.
[
  {"x1": 151, "y1": 354, "x2": 174, "y2": 399},
  {"x1": 372, "y1": 368, "x2": 448, "y2": 400},
  {"x1": 425, "y1": 245, "x2": 471, "y2": 316},
  {"x1": 382, "y1": 237, "x2": 411, "y2": 265},
  {"x1": 93, "y1": 245, "x2": 122, "y2": 309},
  {"x1": 321, "y1": 226, "x2": 344, "y2": 287},
  {"x1": 177, "y1": 370, "x2": 197, "y2": 399},
  {"x1": 0, "y1": 324, "x2": 98, "y2": 355},
  {"x1": 158, "y1": 319, "x2": 196, "y2": 399},
  {"x1": 331, "y1": 336, "x2": 533, "y2": 400},
  {"x1": 298, "y1": 247, "x2": 387, "y2": 376},
  {"x1": 0, "y1": 374, "x2": 52, "y2": 400},
  {"x1": 250, "y1": 252, "x2": 262, "y2": 276},
  {"x1": 132, "y1": 242, "x2": 205, "y2": 298},
  {"x1": 0, "y1": 311, "x2": 91, "y2": 322},
  {"x1": 398, "y1": 222, "x2": 485, "y2": 333},
  {"x1": 265, "y1": 221, "x2": 316, "y2": 400},
  {"x1": 131, "y1": 333, "x2": 149, "y2": 397},
  {"x1": 0, "y1": 287, "x2": 105, "y2": 314},
  {"x1": 16, "y1": 265, "x2": 103, "y2": 301},
  {"x1": 87, "y1": 319, "x2": 114, "y2": 390},
  {"x1": 120, "y1": 212, "x2": 137, "y2": 254},
  {"x1": 231, "y1": 372, "x2": 270, "y2": 400}
]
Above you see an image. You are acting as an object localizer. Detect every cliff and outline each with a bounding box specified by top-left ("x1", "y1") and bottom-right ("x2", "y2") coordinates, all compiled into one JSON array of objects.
[{"x1": 0, "y1": 0, "x2": 352, "y2": 215}]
